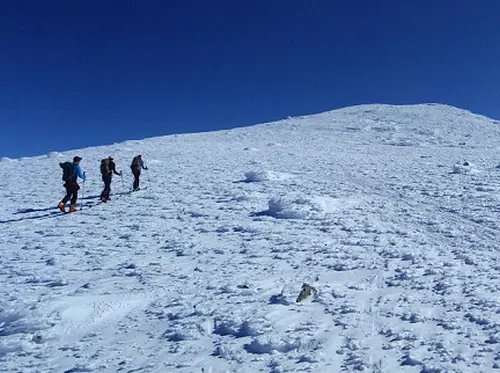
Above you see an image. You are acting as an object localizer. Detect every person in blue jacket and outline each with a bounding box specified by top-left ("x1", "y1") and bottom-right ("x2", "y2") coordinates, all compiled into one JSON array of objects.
[{"x1": 58, "y1": 156, "x2": 86, "y2": 212}]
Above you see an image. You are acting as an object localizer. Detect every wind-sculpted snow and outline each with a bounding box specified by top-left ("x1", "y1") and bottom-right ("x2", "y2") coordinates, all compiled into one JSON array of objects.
[{"x1": 1, "y1": 104, "x2": 500, "y2": 372}]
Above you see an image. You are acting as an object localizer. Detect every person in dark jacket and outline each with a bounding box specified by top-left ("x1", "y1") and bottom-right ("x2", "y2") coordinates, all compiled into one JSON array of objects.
[
  {"x1": 130, "y1": 154, "x2": 148, "y2": 191},
  {"x1": 58, "y1": 156, "x2": 86, "y2": 213},
  {"x1": 100, "y1": 156, "x2": 122, "y2": 202}
]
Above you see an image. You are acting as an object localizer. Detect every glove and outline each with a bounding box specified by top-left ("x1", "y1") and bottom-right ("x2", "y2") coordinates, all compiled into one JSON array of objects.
[{"x1": 145, "y1": 167, "x2": 148, "y2": 170}]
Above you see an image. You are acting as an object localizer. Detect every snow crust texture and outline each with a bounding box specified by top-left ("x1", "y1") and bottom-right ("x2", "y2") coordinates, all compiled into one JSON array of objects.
[{"x1": 2, "y1": 104, "x2": 500, "y2": 372}]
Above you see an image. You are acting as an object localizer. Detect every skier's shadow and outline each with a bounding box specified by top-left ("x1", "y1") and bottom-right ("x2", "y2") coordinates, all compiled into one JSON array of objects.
[
  {"x1": 2, "y1": 188, "x2": 135, "y2": 224},
  {"x1": 1, "y1": 210, "x2": 61, "y2": 224},
  {"x1": 81, "y1": 192, "x2": 130, "y2": 201},
  {"x1": 1, "y1": 199, "x2": 102, "y2": 224},
  {"x1": 13, "y1": 207, "x2": 55, "y2": 215},
  {"x1": 12, "y1": 197, "x2": 100, "y2": 215},
  {"x1": 80, "y1": 194, "x2": 101, "y2": 201}
]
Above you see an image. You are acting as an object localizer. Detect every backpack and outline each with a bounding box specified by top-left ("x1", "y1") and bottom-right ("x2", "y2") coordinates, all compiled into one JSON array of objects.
[
  {"x1": 131, "y1": 156, "x2": 140, "y2": 167},
  {"x1": 60, "y1": 162, "x2": 74, "y2": 182},
  {"x1": 100, "y1": 158, "x2": 110, "y2": 175}
]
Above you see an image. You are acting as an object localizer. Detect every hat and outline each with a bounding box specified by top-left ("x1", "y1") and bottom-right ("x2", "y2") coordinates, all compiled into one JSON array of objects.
[
  {"x1": 73, "y1": 156, "x2": 82, "y2": 162},
  {"x1": 108, "y1": 156, "x2": 114, "y2": 160}
]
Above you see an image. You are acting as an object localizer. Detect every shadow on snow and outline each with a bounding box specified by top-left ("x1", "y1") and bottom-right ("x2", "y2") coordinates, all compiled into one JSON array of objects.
[
  {"x1": 1, "y1": 201, "x2": 101, "y2": 224},
  {"x1": 2, "y1": 190, "x2": 139, "y2": 224}
]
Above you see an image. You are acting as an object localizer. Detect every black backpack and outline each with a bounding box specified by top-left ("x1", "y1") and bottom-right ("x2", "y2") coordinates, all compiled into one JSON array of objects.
[
  {"x1": 131, "y1": 156, "x2": 140, "y2": 168},
  {"x1": 60, "y1": 162, "x2": 74, "y2": 182},
  {"x1": 100, "y1": 158, "x2": 110, "y2": 175}
]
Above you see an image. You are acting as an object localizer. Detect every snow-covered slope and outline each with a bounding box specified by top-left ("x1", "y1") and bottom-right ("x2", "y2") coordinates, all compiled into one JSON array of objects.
[{"x1": 2, "y1": 104, "x2": 500, "y2": 373}]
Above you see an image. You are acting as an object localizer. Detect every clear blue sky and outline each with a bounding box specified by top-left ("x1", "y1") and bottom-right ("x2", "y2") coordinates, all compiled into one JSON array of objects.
[{"x1": 2, "y1": 1, "x2": 500, "y2": 158}]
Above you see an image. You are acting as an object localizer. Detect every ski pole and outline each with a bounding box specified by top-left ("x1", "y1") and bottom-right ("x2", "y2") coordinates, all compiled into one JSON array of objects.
[
  {"x1": 81, "y1": 180, "x2": 85, "y2": 210},
  {"x1": 146, "y1": 168, "x2": 151, "y2": 190}
]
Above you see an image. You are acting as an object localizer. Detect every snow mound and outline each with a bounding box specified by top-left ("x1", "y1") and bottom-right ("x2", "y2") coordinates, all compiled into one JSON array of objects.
[
  {"x1": 244, "y1": 170, "x2": 270, "y2": 182},
  {"x1": 0, "y1": 307, "x2": 47, "y2": 357},
  {"x1": 243, "y1": 335, "x2": 320, "y2": 354},
  {"x1": 0, "y1": 157, "x2": 13, "y2": 162},
  {"x1": 258, "y1": 194, "x2": 338, "y2": 219},
  {"x1": 244, "y1": 170, "x2": 294, "y2": 182},
  {"x1": 213, "y1": 319, "x2": 263, "y2": 337},
  {"x1": 451, "y1": 162, "x2": 472, "y2": 174},
  {"x1": 0, "y1": 308, "x2": 45, "y2": 337},
  {"x1": 46, "y1": 152, "x2": 63, "y2": 158}
]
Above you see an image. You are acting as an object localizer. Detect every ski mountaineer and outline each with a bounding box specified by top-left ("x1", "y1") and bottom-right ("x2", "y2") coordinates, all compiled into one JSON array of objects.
[
  {"x1": 58, "y1": 156, "x2": 86, "y2": 213},
  {"x1": 130, "y1": 154, "x2": 148, "y2": 191},
  {"x1": 100, "y1": 156, "x2": 122, "y2": 202}
]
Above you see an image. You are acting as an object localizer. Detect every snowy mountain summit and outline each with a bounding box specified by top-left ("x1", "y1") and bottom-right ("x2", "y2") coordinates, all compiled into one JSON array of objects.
[{"x1": 2, "y1": 103, "x2": 500, "y2": 373}]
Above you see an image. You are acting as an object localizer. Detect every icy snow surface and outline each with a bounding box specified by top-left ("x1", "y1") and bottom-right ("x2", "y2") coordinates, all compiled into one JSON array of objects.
[{"x1": 2, "y1": 103, "x2": 500, "y2": 372}]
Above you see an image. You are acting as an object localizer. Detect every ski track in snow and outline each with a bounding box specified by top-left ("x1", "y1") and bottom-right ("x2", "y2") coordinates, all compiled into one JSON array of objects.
[{"x1": 1, "y1": 104, "x2": 500, "y2": 372}]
